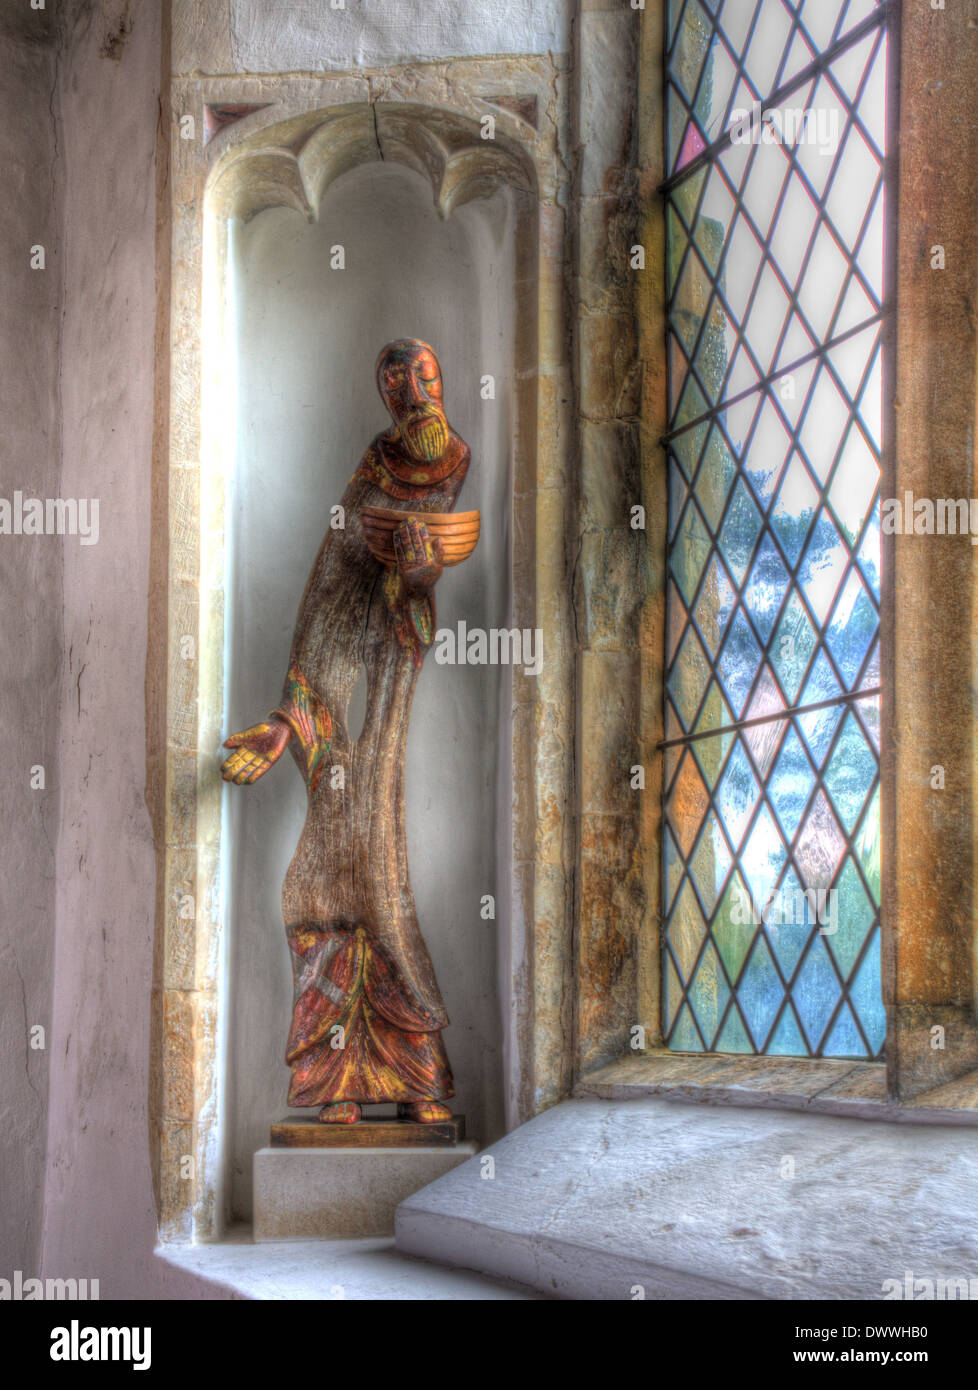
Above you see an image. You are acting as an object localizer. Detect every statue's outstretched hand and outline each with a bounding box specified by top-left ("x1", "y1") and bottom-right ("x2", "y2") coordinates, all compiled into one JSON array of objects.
[
  {"x1": 394, "y1": 518, "x2": 444, "y2": 592},
  {"x1": 220, "y1": 718, "x2": 290, "y2": 785}
]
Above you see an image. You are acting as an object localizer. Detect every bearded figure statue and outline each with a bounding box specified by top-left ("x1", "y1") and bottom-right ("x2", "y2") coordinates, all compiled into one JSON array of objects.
[{"x1": 221, "y1": 339, "x2": 474, "y2": 1125}]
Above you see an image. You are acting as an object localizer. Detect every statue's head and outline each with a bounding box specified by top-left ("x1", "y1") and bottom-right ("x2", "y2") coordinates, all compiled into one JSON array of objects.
[{"x1": 375, "y1": 339, "x2": 450, "y2": 464}]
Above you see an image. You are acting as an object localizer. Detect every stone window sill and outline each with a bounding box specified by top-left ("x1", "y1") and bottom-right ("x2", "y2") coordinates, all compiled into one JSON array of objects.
[{"x1": 574, "y1": 1050, "x2": 978, "y2": 1125}]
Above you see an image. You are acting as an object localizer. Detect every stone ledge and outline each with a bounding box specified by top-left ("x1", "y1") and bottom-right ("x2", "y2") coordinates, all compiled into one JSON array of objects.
[
  {"x1": 156, "y1": 1228, "x2": 543, "y2": 1300},
  {"x1": 574, "y1": 1052, "x2": 978, "y2": 1125},
  {"x1": 395, "y1": 1097, "x2": 978, "y2": 1299}
]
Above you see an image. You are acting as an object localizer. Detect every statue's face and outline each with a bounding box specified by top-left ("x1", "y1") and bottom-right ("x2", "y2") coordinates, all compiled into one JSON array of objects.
[{"x1": 377, "y1": 343, "x2": 449, "y2": 463}]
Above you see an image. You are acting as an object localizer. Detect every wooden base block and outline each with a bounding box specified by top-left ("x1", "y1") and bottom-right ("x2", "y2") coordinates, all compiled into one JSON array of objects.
[{"x1": 270, "y1": 1114, "x2": 466, "y2": 1148}]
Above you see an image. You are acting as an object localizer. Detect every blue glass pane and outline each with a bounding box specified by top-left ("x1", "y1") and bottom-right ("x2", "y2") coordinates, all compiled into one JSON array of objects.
[
  {"x1": 767, "y1": 867, "x2": 816, "y2": 977},
  {"x1": 738, "y1": 935, "x2": 785, "y2": 1048},
  {"x1": 768, "y1": 725, "x2": 815, "y2": 841},
  {"x1": 792, "y1": 935, "x2": 842, "y2": 1050},
  {"x1": 717, "y1": 609, "x2": 761, "y2": 715},
  {"x1": 715, "y1": 739, "x2": 760, "y2": 848},
  {"x1": 766, "y1": 1005, "x2": 809, "y2": 1055},
  {"x1": 742, "y1": 532, "x2": 789, "y2": 643},
  {"x1": 849, "y1": 927, "x2": 885, "y2": 1053}
]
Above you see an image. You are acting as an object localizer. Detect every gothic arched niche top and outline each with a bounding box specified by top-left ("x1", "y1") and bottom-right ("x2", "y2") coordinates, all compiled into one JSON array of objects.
[{"x1": 208, "y1": 102, "x2": 537, "y2": 225}]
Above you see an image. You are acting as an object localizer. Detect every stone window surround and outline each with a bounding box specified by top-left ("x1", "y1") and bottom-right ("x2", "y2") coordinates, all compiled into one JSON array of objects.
[{"x1": 151, "y1": 2, "x2": 978, "y2": 1251}]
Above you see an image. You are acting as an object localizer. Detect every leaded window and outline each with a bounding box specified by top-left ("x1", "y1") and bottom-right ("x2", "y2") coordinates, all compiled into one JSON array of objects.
[{"x1": 662, "y1": 0, "x2": 889, "y2": 1057}]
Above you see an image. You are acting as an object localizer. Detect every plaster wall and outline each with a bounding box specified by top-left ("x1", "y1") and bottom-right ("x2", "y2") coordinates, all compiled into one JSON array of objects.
[
  {"x1": 36, "y1": 3, "x2": 216, "y2": 1298},
  {"x1": 173, "y1": 0, "x2": 573, "y2": 75},
  {"x1": 225, "y1": 162, "x2": 516, "y2": 1219},
  {"x1": 0, "y1": 24, "x2": 61, "y2": 1282}
]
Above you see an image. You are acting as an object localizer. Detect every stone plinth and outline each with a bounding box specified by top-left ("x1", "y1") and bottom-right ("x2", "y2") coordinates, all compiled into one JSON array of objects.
[{"x1": 254, "y1": 1143, "x2": 478, "y2": 1241}]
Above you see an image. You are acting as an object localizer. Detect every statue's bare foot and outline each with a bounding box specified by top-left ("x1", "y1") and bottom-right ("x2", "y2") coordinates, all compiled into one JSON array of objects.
[
  {"x1": 318, "y1": 1101, "x2": 361, "y2": 1124},
  {"x1": 399, "y1": 1101, "x2": 451, "y2": 1123}
]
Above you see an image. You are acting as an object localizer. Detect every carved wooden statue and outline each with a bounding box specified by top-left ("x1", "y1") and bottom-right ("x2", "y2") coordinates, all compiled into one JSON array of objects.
[{"x1": 221, "y1": 339, "x2": 478, "y2": 1125}]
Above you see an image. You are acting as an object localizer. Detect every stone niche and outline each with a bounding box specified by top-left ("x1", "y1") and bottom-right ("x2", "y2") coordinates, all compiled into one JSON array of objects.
[
  {"x1": 157, "y1": 75, "x2": 572, "y2": 1241},
  {"x1": 223, "y1": 124, "x2": 520, "y2": 1222}
]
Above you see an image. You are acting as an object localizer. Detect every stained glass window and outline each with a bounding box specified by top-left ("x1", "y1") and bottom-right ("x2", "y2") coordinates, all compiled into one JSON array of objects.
[{"x1": 662, "y1": 0, "x2": 888, "y2": 1058}]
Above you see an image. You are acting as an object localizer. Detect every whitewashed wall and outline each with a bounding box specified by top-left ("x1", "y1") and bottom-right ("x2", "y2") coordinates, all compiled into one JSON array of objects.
[{"x1": 174, "y1": 0, "x2": 571, "y2": 74}]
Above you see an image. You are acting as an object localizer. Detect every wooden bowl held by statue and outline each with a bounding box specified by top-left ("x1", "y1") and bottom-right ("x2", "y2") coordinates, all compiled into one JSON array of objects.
[{"x1": 360, "y1": 507, "x2": 481, "y2": 568}]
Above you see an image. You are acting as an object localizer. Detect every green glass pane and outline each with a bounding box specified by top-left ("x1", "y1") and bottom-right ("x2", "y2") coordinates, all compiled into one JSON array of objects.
[
  {"x1": 714, "y1": 1004, "x2": 754, "y2": 1053},
  {"x1": 665, "y1": 824, "x2": 685, "y2": 913},
  {"x1": 695, "y1": 31, "x2": 739, "y2": 145},
  {"x1": 713, "y1": 872, "x2": 757, "y2": 985},
  {"x1": 666, "y1": 203, "x2": 690, "y2": 298},
  {"x1": 674, "y1": 0, "x2": 714, "y2": 105},
  {"x1": 691, "y1": 294, "x2": 734, "y2": 405},
  {"x1": 668, "y1": 624, "x2": 711, "y2": 732},
  {"x1": 669, "y1": 498, "x2": 712, "y2": 607},
  {"x1": 670, "y1": 1002, "x2": 705, "y2": 1051},
  {"x1": 672, "y1": 421, "x2": 709, "y2": 485},
  {"x1": 675, "y1": 372, "x2": 709, "y2": 433},
  {"x1": 691, "y1": 685, "x2": 736, "y2": 790},
  {"x1": 672, "y1": 247, "x2": 714, "y2": 355},
  {"x1": 695, "y1": 425, "x2": 737, "y2": 532},
  {"x1": 690, "y1": 810, "x2": 733, "y2": 917},
  {"x1": 668, "y1": 0, "x2": 687, "y2": 52},
  {"x1": 668, "y1": 458, "x2": 689, "y2": 544},
  {"x1": 668, "y1": 878, "x2": 709, "y2": 983},
  {"x1": 668, "y1": 84, "x2": 691, "y2": 175},
  {"x1": 664, "y1": 951, "x2": 684, "y2": 1034},
  {"x1": 693, "y1": 554, "x2": 736, "y2": 657},
  {"x1": 671, "y1": 164, "x2": 707, "y2": 234},
  {"x1": 826, "y1": 855, "x2": 875, "y2": 979},
  {"x1": 689, "y1": 941, "x2": 731, "y2": 1049}
]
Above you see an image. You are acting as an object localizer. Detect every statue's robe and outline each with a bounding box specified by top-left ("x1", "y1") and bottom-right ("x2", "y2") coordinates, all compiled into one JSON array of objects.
[{"x1": 272, "y1": 430, "x2": 469, "y2": 1107}]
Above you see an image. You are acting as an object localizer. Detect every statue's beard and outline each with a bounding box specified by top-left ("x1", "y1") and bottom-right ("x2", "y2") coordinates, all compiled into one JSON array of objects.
[{"x1": 400, "y1": 411, "x2": 449, "y2": 463}]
